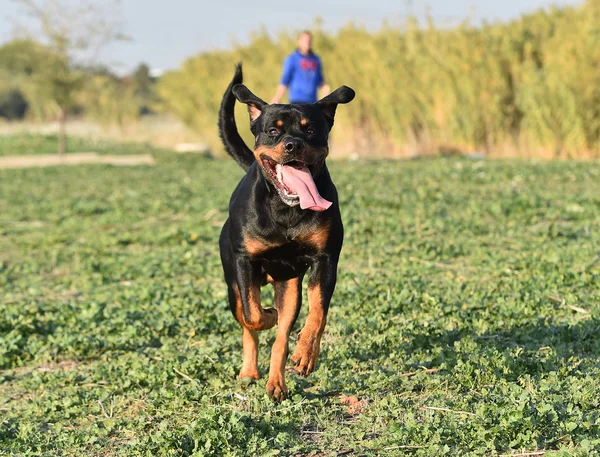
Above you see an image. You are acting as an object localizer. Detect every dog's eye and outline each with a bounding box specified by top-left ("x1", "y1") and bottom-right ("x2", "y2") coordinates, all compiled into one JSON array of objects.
[
  {"x1": 268, "y1": 128, "x2": 279, "y2": 136},
  {"x1": 306, "y1": 127, "x2": 316, "y2": 136}
]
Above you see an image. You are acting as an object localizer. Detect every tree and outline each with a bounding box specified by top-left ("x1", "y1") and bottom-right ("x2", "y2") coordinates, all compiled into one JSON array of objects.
[
  {"x1": 13, "y1": 0, "x2": 127, "y2": 156},
  {"x1": 80, "y1": 72, "x2": 138, "y2": 131},
  {"x1": 132, "y1": 63, "x2": 156, "y2": 115}
]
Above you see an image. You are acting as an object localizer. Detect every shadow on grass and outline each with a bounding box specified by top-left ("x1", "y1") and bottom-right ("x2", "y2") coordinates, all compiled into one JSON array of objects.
[
  {"x1": 329, "y1": 316, "x2": 600, "y2": 395},
  {"x1": 386, "y1": 317, "x2": 600, "y2": 401}
]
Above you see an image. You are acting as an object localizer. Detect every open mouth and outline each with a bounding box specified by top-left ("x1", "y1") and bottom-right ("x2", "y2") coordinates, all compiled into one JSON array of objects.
[
  {"x1": 261, "y1": 156, "x2": 302, "y2": 206},
  {"x1": 259, "y1": 155, "x2": 333, "y2": 212}
]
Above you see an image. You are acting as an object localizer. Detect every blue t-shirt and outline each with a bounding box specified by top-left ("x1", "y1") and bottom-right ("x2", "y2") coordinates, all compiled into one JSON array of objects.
[{"x1": 280, "y1": 50, "x2": 324, "y2": 103}]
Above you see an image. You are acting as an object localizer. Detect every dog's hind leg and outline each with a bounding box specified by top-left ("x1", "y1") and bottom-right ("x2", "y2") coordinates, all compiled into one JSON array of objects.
[{"x1": 266, "y1": 276, "x2": 303, "y2": 401}]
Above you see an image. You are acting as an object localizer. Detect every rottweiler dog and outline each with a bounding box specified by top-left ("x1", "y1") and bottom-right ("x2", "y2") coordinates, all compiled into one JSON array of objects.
[{"x1": 217, "y1": 64, "x2": 355, "y2": 401}]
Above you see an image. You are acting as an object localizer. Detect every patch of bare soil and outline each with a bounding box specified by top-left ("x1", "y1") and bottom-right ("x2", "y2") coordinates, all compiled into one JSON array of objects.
[{"x1": 0, "y1": 153, "x2": 155, "y2": 169}]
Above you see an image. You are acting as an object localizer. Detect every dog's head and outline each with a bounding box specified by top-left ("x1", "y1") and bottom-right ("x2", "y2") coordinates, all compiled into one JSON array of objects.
[{"x1": 232, "y1": 84, "x2": 355, "y2": 211}]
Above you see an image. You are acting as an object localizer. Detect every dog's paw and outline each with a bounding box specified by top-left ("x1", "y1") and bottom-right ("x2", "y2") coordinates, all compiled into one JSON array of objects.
[
  {"x1": 263, "y1": 307, "x2": 278, "y2": 329},
  {"x1": 244, "y1": 308, "x2": 278, "y2": 331},
  {"x1": 266, "y1": 375, "x2": 288, "y2": 401},
  {"x1": 238, "y1": 369, "x2": 260, "y2": 382},
  {"x1": 290, "y1": 332, "x2": 321, "y2": 377}
]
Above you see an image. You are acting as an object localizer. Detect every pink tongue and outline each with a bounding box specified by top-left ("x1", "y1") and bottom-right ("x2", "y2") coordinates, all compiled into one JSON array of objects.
[{"x1": 277, "y1": 164, "x2": 332, "y2": 211}]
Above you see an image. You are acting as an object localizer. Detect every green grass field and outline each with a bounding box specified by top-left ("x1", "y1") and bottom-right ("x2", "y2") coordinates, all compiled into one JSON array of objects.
[
  {"x1": 1, "y1": 135, "x2": 600, "y2": 456},
  {"x1": 0, "y1": 134, "x2": 155, "y2": 157}
]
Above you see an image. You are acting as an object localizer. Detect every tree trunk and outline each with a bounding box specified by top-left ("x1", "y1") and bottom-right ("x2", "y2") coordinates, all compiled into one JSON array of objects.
[{"x1": 58, "y1": 109, "x2": 67, "y2": 157}]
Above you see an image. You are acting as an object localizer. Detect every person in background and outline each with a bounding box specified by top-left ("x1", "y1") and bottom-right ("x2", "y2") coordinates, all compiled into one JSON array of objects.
[{"x1": 270, "y1": 31, "x2": 330, "y2": 104}]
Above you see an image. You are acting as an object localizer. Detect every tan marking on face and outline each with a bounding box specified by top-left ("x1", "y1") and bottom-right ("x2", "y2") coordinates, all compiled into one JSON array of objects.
[
  {"x1": 254, "y1": 143, "x2": 286, "y2": 164},
  {"x1": 276, "y1": 120, "x2": 283, "y2": 127},
  {"x1": 300, "y1": 118, "x2": 309, "y2": 126}
]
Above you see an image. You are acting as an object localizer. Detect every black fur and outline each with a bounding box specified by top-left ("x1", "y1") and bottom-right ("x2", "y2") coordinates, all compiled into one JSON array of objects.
[
  {"x1": 217, "y1": 63, "x2": 355, "y2": 400},
  {"x1": 217, "y1": 64, "x2": 255, "y2": 170}
]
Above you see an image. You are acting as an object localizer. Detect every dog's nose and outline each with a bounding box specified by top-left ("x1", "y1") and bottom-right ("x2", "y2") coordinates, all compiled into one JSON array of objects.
[
  {"x1": 284, "y1": 138, "x2": 295, "y2": 152},
  {"x1": 283, "y1": 137, "x2": 305, "y2": 153}
]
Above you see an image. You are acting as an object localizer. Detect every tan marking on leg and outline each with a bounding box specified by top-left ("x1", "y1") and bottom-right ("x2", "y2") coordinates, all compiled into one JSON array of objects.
[
  {"x1": 244, "y1": 281, "x2": 278, "y2": 331},
  {"x1": 291, "y1": 283, "x2": 326, "y2": 376},
  {"x1": 266, "y1": 277, "x2": 302, "y2": 401},
  {"x1": 231, "y1": 285, "x2": 260, "y2": 379},
  {"x1": 240, "y1": 327, "x2": 260, "y2": 379}
]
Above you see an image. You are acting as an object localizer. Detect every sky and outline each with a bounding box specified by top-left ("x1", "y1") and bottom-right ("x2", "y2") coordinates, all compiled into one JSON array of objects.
[{"x1": 0, "y1": 0, "x2": 582, "y2": 74}]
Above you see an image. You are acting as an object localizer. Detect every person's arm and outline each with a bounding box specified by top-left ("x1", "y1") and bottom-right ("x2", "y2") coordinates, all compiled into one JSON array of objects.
[
  {"x1": 271, "y1": 55, "x2": 294, "y2": 104},
  {"x1": 271, "y1": 84, "x2": 288, "y2": 104},
  {"x1": 316, "y1": 57, "x2": 330, "y2": 97}
]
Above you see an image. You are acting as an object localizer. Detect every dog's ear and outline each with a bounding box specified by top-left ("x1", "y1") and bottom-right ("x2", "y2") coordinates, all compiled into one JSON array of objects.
[
  {"x1": 316, "y1": 86, "x2": 355, "y2": 128},
  {"x1": 232, "y1": 84, "x2": 267, "y2": 122}
]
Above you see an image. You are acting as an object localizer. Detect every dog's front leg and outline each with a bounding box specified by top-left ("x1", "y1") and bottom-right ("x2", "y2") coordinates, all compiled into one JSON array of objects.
[
  {"x1": 235, "y1": 255, "x2": 278, "y2": 331},
  {"x1": 266, "y1": 277, "x2": 303, "y2": 401},
  {"x1": 291, "y1": 254, "x2": 337, "y2": 376}
]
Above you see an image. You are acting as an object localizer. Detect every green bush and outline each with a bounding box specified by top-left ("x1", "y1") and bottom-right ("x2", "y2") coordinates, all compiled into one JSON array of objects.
[{"x1": 0, "y1": 88, "x2": 28, "y2": 120}]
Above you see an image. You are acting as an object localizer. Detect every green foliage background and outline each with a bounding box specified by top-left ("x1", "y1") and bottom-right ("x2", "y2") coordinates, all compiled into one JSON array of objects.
[
  {"x1": 0, "y1": 40, "x2": 150, "y2": 129},
  {"x1": 2, "y1": 2, "x2": 598, "y2": 159},
  {"x1": 158, "y1": 0, "x2": 600, "y2": 158}
]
